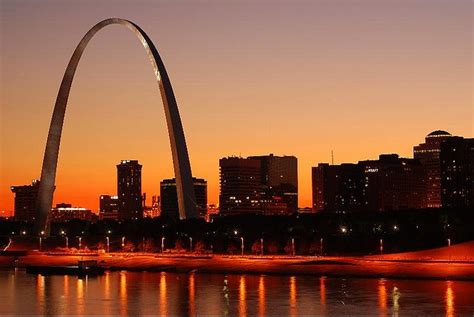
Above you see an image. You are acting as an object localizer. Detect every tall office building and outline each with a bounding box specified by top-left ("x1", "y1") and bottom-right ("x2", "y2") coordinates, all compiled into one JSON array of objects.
[
  {"x1": 117, "y1": 160, "x2": 143, "y2": 220},
  {"x1": 219, "y1": 157, "x2": 262, "y2": 215},
  {"x1": 160, "y1": 177, "x2": 207, "y2": 219},
  {"x1": 359, "y1": 154, "x2": 425, "y2": 211},
  {"x1": 312, "y1": 154, "x2": 425, "y2": 213},
  {"x1": 11, "y1": 180, "x2": 40, "y2": 222},
  {"x1": 440, "y1": 137, "x2": 474, "y2": 208},
  {"x1": 312, "y1": 163, "x2": 365, "y2": 213},
  {"x1": 248, "y1": 154, "x2": 298, "y2": 213},
  {"x1": 414, "y1": 130, "x2": 452, "y2": 207}
]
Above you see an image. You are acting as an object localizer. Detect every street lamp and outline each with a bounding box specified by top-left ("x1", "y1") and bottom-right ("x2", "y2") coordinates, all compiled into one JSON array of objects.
[
  {"x1": 21, "y1": 230, "x2": 26, "y2": 236},
  {"x1": 78, "y1": 237, "x2": 82, "y2": 249},
  {"x1": 106, "y1": 236, "x2": 110, "y2": 253},
  {"x1": 320, "y1": 238, "x2": 324, "y2": 256},
  {"x1": 39, "y1": 231, "x2": 45, "y2": 252},
  {"x1": 291, "y1": 238, "x2": 295, "y2": 256},
  {"x1": 161, "y1": 237, "x2": 165, "y2": 254},
  {"x1": 65, "y1": 236, "x2": 69, "y2": 249},
  {"x1": 260, "y1": 238, "x2": 264, "y2": 256},
  {"x1": 189, "y1": 237, "x2": 193, "y2": 253},
  {"x1": 380, "y1": 238, "x2": 383, "y2": 254},
  {"x1": 121, "y1": 236, "x2": 125, "y2": 250},
  {"x1": 447, "y1": 238, "x2": 451, "y2": 247},
  {"x1": 340, "y1": 226, "x2": 347, "y2": 234},
  {"x1": 240, "y1": 237, "x2": 244, "y2": 256}
]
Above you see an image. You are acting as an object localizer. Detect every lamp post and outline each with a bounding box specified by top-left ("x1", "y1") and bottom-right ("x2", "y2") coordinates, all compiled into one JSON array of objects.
[
  {"x1": 39, "y1": 231, "x2": 45, "y2": 252},
  {"x1": 65, "y1": 237, "x2": 69, "y2": 249},
  {"x1": 106, "y1": 236, "x2": 110, "y2": 253},
  {"x1": 161, "y1": 237, "x2": 165, "y2": 254},
  {"x1": 320, "y1": 238, "x2": 324, "y2": 256},
  {"x1": 380, "y1": 238, "x2": 383, "y2": 254},
  {"x1": 240, "y1": 237, "x2": 244, "y2": 257},
  {"x1": 121, "y1": 236, "x2": 125, "y2": 251},
  {"x1": 189, "y1": 237, "x2": 193, "y2": 253},
  {"x1": 291, "y1": 238, "x2": 295, "y2": 256},
  {"x1": 447, "y1": 238, "x2": 451, "y2": 247},
  {"x1": 78, "y1": 237, "x2": 82, "y2": 249},
  {"x1": 260, "y1": 238, "x2": 264, "y2": 256}
]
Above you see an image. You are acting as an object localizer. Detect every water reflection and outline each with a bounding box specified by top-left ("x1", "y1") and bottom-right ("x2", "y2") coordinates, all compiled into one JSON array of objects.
[
  {"x1": 258, "y1": 275, "x2": 265, "y2": 317},
  {"x1": 378, "y1": 279, "x2": 387, "y2": 317},
  {"x1": 289, "y1": 276, "x2": 297, "y2": 317},
  {"x1": 446, "y1": 281, "x2": 454, "y2": 317},
  {"x1": 188, "y1": 273, "x2": 195, "y2": 316},
  {"x1": 319, "y1": 276, "x2": 326, "y2": 315},
  {"x1": 2, "y1": 271, "x2": 474, "y2": 316},
  {"x1": 159, "y1": 272, "x2": 167, "y2": 317},
  {"x1": 238, "y1": 275, "x2": 247, "y2": 317}
]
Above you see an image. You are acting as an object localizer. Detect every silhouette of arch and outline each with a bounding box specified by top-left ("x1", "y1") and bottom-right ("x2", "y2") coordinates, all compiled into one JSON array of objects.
[{"x1": 36, "y1": 18, "x2": 197, "y2": 235}]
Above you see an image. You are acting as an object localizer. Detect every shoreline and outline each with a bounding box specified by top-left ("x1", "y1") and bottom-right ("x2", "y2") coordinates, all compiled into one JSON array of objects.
[{"x1": 1, "y1": 253, "x2": 474, "y2": 281}]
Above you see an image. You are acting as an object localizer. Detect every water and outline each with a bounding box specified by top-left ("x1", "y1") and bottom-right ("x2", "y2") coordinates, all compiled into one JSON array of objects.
[{"x1": 0, "y1": 270, "x2": 473, "y2": 316}]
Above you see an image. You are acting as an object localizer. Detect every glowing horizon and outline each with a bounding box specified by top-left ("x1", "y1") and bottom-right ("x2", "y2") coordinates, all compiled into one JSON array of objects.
[{"x1": 1, "y1": 1, "x2": 472, "y2": 216}]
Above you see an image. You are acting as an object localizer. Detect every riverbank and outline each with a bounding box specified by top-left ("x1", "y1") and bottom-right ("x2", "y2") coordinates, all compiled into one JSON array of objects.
[{"x1": 2, "y1": 241, "x2": 474, "y2": 280}]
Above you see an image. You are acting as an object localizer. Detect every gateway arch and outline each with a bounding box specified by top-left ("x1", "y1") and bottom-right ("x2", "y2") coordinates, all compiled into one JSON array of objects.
[{"x1": 36, "y1": 18, "x2": 197, "y2": 235}]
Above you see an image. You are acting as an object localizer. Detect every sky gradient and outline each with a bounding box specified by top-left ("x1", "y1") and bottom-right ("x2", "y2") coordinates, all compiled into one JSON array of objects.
[{"x1": 1, "y1": 0, "x2": 472, "y2": 215}]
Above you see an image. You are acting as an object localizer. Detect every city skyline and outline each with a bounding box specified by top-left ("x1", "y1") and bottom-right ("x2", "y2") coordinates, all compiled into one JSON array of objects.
[{"x1": 1, "y1": 1, "x2": 472, "y2": 215}]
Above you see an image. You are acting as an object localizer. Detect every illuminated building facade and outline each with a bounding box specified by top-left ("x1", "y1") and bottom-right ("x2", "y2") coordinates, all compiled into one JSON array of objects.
[
  {"x1": 50, "y1": 203, "x2": 96, "y2": 222},
  {"x1": 312, "y1": 154, "x2": 425, "y2": 212},
  {"x1": 248, "y1": 154, "x2": 298, "y2": 214},
  {"x1": 99, "y1": 195, "x2": 119, "y2": 220},
  {"x1": 312, "y1": 163, "x2": 365, "y2": 213},
  {"x1": 219, "y1": 157, "x2": 262, "y2": 215},
  {"x1": 117, "y1": 160, "x2": 143, "y2": 220},
  {"x1": 11, "y1": 180, "x2": 40, "y2": 222},
  {"x1": 414, "y1": 130, "x2": 452, "y2": 208},
  {"x1": 160, "y1": 178, "x2": 207, "y2": 219},
  {"x1": 440, "y1": 137, "x2": 474, "y2": 208}
]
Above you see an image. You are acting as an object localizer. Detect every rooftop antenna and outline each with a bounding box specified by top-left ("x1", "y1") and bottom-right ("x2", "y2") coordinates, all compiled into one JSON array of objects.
[{"x1": 331, "y1": 150, "x2": 334, "y2": 165}]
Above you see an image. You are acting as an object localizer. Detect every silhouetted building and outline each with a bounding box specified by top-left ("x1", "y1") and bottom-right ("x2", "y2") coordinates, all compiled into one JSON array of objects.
[
  {"x1": 160, "y1": 178, "x2": 207, "y2": 219},
  {"x1": 414, "y1": 130, "x2": 452, "y2": 207},
  {"x1": 50, "y1": 203, "x2": 96, "y2": 223},
  {"x1": 312, "y1": 163, "x2": 365, "y2": 213},
  {"x1": 99, "y1": 195, "x2": 119, "y2": 220},
  {"x1": 219, "y1": 157, "x2": 262, "y2": 215},
  {"x1": 248, "y1": 154, "x2": 298, "y2": 213},
  {"x1": 11, "y1": 180, "x2": 40, "y2": 222},
  {"x1": 440, "y1": 137, "x2": 474, "y2": 208},
  {"x1": 143, "y1": 195, "x2": 161, "y2": 218},
  {"x1": 117, "y1": 160, "x2": 143, "y2": 220},
  {"x1": 360, "y1": 154, "x2": 425, "y2": 211},
  {"x1": 312, "y1": 154, "x2": 425, "y2": 213}
]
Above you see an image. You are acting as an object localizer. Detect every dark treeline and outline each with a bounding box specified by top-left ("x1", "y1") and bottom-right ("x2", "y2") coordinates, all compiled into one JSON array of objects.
[{"x1": 0, "y1": 207, "x2": 472, "y2": 255}]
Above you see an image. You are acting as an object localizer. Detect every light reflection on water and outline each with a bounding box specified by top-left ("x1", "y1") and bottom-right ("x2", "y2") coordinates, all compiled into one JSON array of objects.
[{"x1": 1, "y1": 269, "x2": 473, "y2": 316}]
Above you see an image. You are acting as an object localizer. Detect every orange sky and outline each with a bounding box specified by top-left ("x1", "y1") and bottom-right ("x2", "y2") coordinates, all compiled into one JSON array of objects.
[{"x1": 1, "y1": 1, "x2": 472, "y2": 216}]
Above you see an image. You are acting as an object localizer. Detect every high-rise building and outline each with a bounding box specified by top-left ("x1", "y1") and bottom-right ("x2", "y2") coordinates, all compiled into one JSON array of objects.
[
  {"x1": 160, "y1": 178, "x2": 207, "y2": 219},
  {"x1": 312, "y1": 154, "x2": 425, "y2": 213},
  {"x1": 414, "y1": 130, "x2": 452, "y2": 207},
  {"x1": 117, "y1": 160, "x2": 143, "y2": 220},
  {"x1": 248, "y1": 154, "x2": 298, "y2": 213},
  {"x1": 312, "y1": 163, "x2": 365, "y2": 213},
  {"x1": 99, "y1": 195, "x2": 119, "y2": 220},
  {"x1": 360, "y1": 154, "x2": 425, "y2": 211},
  {"x1": 440, "y1": 136, "x2": 474, "y2": 208},
  {"x1": 11, "y1": 180, "x2": 40, "y2": 222},
  {"x1": 219, "y1": 157, "x2": 262, "y2": 215}
]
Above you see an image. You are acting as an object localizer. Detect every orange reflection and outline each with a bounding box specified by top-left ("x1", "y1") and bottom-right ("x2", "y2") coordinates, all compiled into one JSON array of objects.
[
  {"x1": 378, "y1": 279, "x2": 387, "y2": 317},
  {"x1": 36, "y1": 275, "x2": 45, "y2": 314},
  {"x1": 189, "y1": 273, "x2": 196, "y2": 316},
  {"x1": 239, "y1": 275, "x2": 247, "y2": 317},
  {"x1": 258, "y1": 275, "x2": 266, "y2": 317},
  {"x1": 76, "y1": 278, "x2": 85, "y2": 315},
  {"x1": 445, "y1": 281, "x2": 455, "y2": 317},
  {"x1": 319, "y1": 276, "x2": 326, "y2": 314},
  {"x1": 159, "y1": 272, "x2": 167, "y2": 317},
  {"x1": 289, "y1": 276, "x2": 297, "y2": 317},
  {"x1": 119, "y1": 272, "x2": 127, "y2": 316}
]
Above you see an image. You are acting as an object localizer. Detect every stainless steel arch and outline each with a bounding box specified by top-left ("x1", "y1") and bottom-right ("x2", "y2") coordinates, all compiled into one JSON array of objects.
[{"x1": 36, "y1": 18, "x2": 197, "y2": 235}]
